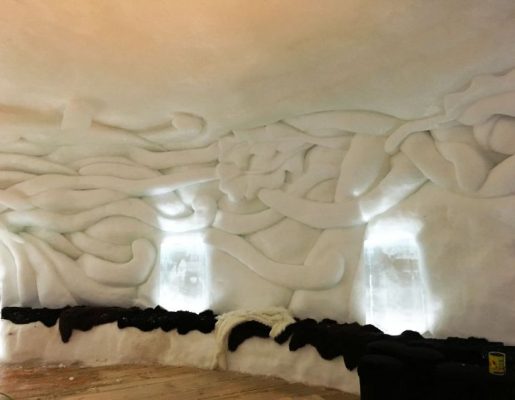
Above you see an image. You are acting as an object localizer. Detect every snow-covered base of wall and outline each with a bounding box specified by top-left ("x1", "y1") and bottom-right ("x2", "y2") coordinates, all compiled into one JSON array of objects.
[{"x1": 0, "y1": 320, "x2": 360, "y2": 395}]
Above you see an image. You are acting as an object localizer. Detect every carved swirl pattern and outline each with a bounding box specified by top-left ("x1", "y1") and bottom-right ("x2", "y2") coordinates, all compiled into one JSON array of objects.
[{"x1": 1, "y1": 68, "x2": 515, "y2": 311}]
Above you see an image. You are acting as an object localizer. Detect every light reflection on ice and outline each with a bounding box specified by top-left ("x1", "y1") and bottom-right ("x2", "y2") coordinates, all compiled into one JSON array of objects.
[
  {"x1": 159, "y1": 233, "x2": 209, "y2": 313},
  {"x1": 364, "y1": 219, "x2": 430, "y2": 335}
]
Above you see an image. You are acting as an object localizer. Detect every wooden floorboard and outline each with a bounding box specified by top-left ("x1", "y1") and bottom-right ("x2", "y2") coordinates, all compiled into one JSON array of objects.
[{"x1": 0, "y1": 364, "x2": 359, "y2": 400}]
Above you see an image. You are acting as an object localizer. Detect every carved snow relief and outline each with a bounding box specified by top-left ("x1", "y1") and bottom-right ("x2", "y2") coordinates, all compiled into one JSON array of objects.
[
  {"x1": 0, "y1": 109, "x2": 219, "y2": 308},
  {"x1": 1, "y1": 68, "x2": 515, "y2": 340}
]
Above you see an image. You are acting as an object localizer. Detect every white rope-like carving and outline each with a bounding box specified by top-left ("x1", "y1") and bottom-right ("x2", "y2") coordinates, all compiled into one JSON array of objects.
[{"x1": 1, "y1": 68, "x2": 515, "y2": 308}]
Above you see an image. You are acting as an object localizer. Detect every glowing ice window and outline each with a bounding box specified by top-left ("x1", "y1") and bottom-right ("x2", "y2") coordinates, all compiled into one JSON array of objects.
[
  {"x1": 364, "y1": 221, "x2": 428, "y2": 335},
  {"x1": 159, "y1": 233, "x2": 209, "y2": 313}
]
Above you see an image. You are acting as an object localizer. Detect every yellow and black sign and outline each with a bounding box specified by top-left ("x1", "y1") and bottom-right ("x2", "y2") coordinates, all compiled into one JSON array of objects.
[{"x1": 488, "y1": 351, "x2": 506, "y2": 376}]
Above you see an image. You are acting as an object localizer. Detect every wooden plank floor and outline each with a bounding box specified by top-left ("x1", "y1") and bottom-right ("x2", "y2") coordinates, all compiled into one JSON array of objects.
[{"x1": 0, "y1": 364, "x2": 359, "y2": 400}]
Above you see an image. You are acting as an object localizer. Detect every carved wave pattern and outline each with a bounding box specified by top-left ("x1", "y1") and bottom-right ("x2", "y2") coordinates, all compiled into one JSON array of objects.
[{"x1": 1, "y1": 68, "x2": 515, "y2": 310}]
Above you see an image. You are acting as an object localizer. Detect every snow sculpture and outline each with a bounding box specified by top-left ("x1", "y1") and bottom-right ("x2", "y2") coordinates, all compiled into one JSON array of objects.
[
  {"x1": 1, "y1": 68, "x2": 515, "y2": 341},
  {"x1": 212, "y1": 67, "x2": 515, "y2": 340},
  {"x1": 0, "y1": 108, "x2": 219, "y2": 308}
]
